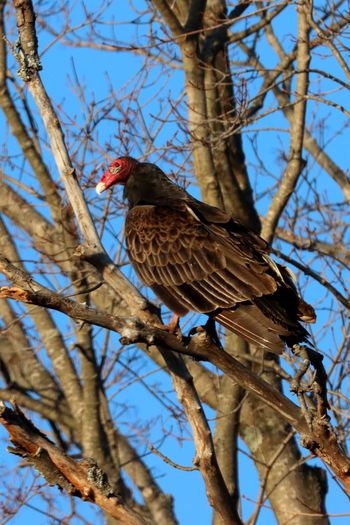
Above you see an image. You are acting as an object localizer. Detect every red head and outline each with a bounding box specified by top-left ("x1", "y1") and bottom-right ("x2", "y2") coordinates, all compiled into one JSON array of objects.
[{"x1": 96, "y1": 156, "x2": 138, "y2": 194}]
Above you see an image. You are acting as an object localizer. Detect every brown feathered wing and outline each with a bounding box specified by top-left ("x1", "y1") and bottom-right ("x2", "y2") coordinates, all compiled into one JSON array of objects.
[{"x1": 125, "y1": 201, "x2": 313, "y2": 353}]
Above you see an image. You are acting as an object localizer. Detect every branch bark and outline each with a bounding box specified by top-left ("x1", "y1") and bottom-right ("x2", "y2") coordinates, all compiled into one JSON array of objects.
[{"x1": 262, "y1": 1, "x2": 310, "y2": 242}]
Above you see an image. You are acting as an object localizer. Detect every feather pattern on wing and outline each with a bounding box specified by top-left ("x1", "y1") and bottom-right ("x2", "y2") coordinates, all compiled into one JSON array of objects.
[{"x1": 125, "y1": 205, "x2": 278, "y2": 313}]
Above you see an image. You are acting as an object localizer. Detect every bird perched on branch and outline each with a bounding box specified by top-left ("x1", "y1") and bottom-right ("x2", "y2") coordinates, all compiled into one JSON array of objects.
[{"x1": 96, "y1": 156, "x2": 316, "y2": 353}]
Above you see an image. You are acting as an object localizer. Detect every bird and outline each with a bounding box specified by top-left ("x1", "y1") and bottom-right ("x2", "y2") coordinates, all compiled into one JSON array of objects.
[{"x1": 96, "y1": 156, "x2": 316, "y2": 353}]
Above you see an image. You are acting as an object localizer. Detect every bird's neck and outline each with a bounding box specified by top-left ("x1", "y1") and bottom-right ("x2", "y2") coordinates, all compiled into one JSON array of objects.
[{"x1": 124, "y1": 165, "x2": 186, "y2": 208}]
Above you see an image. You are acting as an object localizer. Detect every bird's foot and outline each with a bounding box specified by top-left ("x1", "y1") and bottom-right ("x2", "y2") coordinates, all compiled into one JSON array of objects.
[
  {"x1": 183, "y1": 319, "x2": 223, "y2": 362},
  {"x1": 162, "y1": 314, "x2": 182, "y2": 337},
  {"x1": 188, "y1": 318, "x2": 223, "y2": 352}
]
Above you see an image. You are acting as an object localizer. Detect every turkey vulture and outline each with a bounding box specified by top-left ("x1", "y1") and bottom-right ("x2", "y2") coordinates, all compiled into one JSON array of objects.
[{"x1": 96, "y1": 156, "x2": 316, "y2": 353}]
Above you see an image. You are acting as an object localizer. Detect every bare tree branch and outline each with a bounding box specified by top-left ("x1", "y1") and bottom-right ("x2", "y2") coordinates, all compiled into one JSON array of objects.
[
  {"x1": 262, "y1": 1, "x2": 310, "y2": 242},
  {"x1": 0, "y1": 403, "x2": 151, "y2": 525}
]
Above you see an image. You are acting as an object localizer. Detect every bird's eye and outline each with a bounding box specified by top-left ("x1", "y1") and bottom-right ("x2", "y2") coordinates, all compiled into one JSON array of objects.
[{"x1": 109, "y1": 164, "x2": 121, "y2": 174}]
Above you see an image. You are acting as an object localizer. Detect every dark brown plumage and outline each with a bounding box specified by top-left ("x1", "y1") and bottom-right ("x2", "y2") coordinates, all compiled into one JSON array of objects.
[{"x1": 96, "y1": 156, "x2": 316, "y2": 353}]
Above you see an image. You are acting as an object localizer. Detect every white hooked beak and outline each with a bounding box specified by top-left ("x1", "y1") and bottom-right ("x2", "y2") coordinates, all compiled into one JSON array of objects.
[{"x1": 96, "y1": 181, "x2": 107, "y2": 194}]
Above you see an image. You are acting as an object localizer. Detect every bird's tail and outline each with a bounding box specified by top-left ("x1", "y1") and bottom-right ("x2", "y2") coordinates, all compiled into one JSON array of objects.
[{"x1": 214, "y1": 303, "x2": 311, "y2": 353}]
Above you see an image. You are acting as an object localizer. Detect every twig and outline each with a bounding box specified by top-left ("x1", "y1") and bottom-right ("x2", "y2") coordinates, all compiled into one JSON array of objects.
[
  {"x1": 272, "y1": 248, "x2": 350, "y2": 309},
  {"x1": 149, "y1": 444, "x2": 198, "y2": 471}
]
